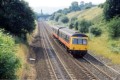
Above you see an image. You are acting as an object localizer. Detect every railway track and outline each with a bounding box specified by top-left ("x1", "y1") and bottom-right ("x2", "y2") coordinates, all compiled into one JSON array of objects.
[
  {"x1": 42, "y1": 21, "x2": 120, "y2": 80},
  {"x1": 42, "y1": 21, "x2": 99, "y2": 80},
  {"x1": 84, "y1": 54, "x2": 120, "y2": 79},
  {"x1": 40, "y1": 22, "x2": 76, "y2": 80}
]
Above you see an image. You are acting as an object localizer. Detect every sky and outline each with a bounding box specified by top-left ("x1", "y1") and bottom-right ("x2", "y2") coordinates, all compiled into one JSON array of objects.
[{"x1": 24, "y1": 0, "x2": 106, "y2": 14}]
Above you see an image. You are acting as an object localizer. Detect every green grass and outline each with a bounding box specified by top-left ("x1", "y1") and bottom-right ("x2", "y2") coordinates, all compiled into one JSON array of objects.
[{"x1": 67, "y1": 7, "x2": 103, "y2": 21}]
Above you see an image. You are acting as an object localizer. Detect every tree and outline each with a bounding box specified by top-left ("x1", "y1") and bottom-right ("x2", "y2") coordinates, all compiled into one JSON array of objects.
[
  {"x1": 54, "y1": 13, "x2": 62, "y2": 22},
  {"x1": 79, "y1": 19, "x2": 92, "y2": 33},
  {"x1": 74, "y1": 21, "x2": 79, "y2": 30},
  {"x1": 90, "y1": 27, "x2": 102, "y2": 36},
  {"x1": 69, "y1": 22, "x2": 74, "y2": 29},
  {"x1": 79, "y1": 1, "x2": 85, "y2": 10},
  {"x1": 104, "y1": 0, "x2": 120, "y2": 20},
  {"x1": 108, "y1": 17, "x2": 120, "y2": 38},
  {"x1": 62, "y1": 8, "x2": 70, "y2": 14},
  {"x1": 60, "y1": 16, "x2": 69, "y2": 23},
  {"x1": 0, "y1": 0, "x2": 35, "y2": 39},
  {"x1": 70, "y1": 1, "x2": 80, "y2": 11}
]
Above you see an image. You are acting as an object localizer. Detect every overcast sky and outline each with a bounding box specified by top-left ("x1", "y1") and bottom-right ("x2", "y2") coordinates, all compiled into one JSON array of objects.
[{"x1": 24, "y1": 0, "x2": 106, "y2": 14}]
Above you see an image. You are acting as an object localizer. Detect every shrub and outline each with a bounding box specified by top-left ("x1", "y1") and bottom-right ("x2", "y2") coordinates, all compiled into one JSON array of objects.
[
  {"x1": 69, "y1": 22, "x2": 74, "y2": 29},
  {"x1": 60, "y1": 16, "x2": 69, "y2": 23},
  {"x1": 108, "y1": 17, "x2": 120, "y2": 38},
  {"x1": 54, "y1": 13, "x2": 62, "y2": 22},
  {"x1": 85, "y1": 6, "x2": 91, "y2": 9},
  {"x1": 70, "y1": 17, "x2": 77, "y2": 22},
  {"x1": 0, "y1": 30, "x2": 21, "y2": 79},
  {"x1": 79, "y1": 19, "x2": 92, "y2": 33},
  {"x1": 74, "y1": 21, "x2": 79, "y2": 30},
  {"x1": 98, "y1": 3, "x2": 104, "y2": 8},
  {"x1": 90, "y1": 27, "x2": 102, "y2": 36}
]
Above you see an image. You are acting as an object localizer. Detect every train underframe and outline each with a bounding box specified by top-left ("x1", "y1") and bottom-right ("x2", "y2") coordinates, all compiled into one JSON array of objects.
[{"x1": 69, "y1": 50, "x2": 87, "y2": 58}]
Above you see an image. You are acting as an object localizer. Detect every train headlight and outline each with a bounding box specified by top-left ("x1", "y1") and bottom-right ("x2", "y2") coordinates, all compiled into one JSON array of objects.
[{"x1": 73, "y1": 47, "x2": 74, "y2": 50}]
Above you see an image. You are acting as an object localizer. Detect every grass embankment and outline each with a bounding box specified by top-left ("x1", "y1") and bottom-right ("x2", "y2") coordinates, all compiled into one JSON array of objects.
[
  {"x1": 16, "y1": 21, "x2": 38, "y2": 79},
  {"x1": 67, "y1": 7, "x2": 120, "y2": 64},
  {"x1": 0, "y1": 30, "x2": 21, "y2": 79}
]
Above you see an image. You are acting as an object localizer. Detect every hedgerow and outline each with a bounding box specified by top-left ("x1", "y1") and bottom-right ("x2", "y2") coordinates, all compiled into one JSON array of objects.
[{"x1": 0, "y1": 30, "x2": 21, "y2": 79}]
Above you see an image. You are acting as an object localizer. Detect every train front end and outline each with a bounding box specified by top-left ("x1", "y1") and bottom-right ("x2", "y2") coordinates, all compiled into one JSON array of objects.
[{"x1": 69, "y1": 34, "x2": 88, "y2": 57}]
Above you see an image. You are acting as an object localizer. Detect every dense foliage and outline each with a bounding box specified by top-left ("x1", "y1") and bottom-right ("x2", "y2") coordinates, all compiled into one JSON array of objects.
[
  {"x1": 54, "y1": 13, "x2": 62, "y2": 22},
  {"x1": 69, "y1": 23, "x2": 74, "y2": 29},
  {"x1": 79, "y1": 19, "x2": 92, "y2": 33},
  {"x1": 0, "y1": 0, "x2": 35, "y2": 39},
  {"x1": 60, "y1": 16, "x2": 69, "y2": 23},
  {"x1": 50, "y1": 1, "x2": 95, "y2": 16},
  {"x1": 69, "y1": 1, "x2": 80, "y2": 11},
  {"x1": 91, "y1": 27, "x2": 102, "y2": 36},
  {"x1": 104, "y1": 0, "x2": 120, "y2": 20},
  {"x1": 103, "y1": 0, "x2": 120, "y2": 38},
  {"x1": 0, "y1": 30, "x2": 21, "y2": 79},
  {"x1": 108, "y1": 17, "x2": 120, "y2": 38},
  {"x1": 74, "y1": 21, "x2": 79, "y2": 30}
]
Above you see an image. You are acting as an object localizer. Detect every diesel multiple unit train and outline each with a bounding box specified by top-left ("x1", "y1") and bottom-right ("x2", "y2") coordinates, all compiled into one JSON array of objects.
[{"x1": 52, "y1": 26, "x2": 88, "y2": 58}]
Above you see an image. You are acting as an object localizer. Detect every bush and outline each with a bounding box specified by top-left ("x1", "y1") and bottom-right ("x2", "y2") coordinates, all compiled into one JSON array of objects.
[
  {"x1": 54, "y1": 13, "x2": 62, "y2": 22},
  {"x1": 98, "y1": 3, "x2": 104, "y2": 8},
  {"x1": 60, "y1": 16, "x2": 69, "y2": 23},
  {"x1": 108, "y1": 17, "x2": 120, "y2": 38},
  {"x1": 50, "y1": 13, "x2": 55, "y2": 20},
  {"x1": 69, "y1": 22, "x2": 74, "y2": 29},
  {"x1": 74, "y1": 21, "x2": 79, "y2": 30},
  {"x1": 70, "y1": 17, "x2": 77, "y2": 22},
  {"x1": 0, "y1": 30, "x2": 21, "y2": 79},
  {"x1": 90, "y1": 27, "x2": 102, "y2": 36},
  {"x1": 79, "y1": 19, "x2": 92, "y2": 33}
]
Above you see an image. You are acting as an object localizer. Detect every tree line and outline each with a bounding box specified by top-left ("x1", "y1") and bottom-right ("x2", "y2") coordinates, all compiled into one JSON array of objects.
[
  {"x1": 55, "y1": 1, "x2": 95, "y2": 15},
  {"x1": 104, "y1": 0, "x2": 120, "y2": 38},
  {"x1": 50, "y1": 0, "x2": 120, "y2": 39}
]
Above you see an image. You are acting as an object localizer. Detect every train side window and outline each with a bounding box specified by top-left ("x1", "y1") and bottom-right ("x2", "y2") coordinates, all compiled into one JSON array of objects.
[{"x1": 66, "y1": 36, "x2": 69, "y2": 42}]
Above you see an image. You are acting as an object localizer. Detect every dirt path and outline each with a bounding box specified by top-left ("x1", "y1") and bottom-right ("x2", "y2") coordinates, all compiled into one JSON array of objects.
[{"x1": 22, "y1": 21, "x2": 51, "y2": 80}]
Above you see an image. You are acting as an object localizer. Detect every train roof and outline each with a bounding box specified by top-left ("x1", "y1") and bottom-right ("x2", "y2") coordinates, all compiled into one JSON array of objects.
[
  {"x1": 52, "y1": 26, "x2": 87, "y2": 37},
  {"x1": 59, "y1": 27, "x2": 88, "y2": 37},
  {"x1": 52, "y1": 25, "x2": 65, "y2": 29}
]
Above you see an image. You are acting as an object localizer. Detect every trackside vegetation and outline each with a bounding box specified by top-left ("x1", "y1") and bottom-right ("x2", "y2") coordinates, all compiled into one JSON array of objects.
[
  {"x1": 0, "y1": 0, "x2": 36, "y2": 79},
  {"x1": 0, "y1": 30, "x2": 21, "y2": 79},
  {"x1": 0, "y1": 0, "x2": 35, "y2": 40}
]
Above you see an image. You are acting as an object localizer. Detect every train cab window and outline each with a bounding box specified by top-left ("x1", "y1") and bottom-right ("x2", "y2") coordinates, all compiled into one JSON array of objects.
[
  {"x1": 83, "y1": 39, "x2": 87, "y2": 45},
  {"x1": 72, "y1": 38, "x2": 87, "y2": 45},
  {"x1": 72, "y1": 38, "x2": 77, "y2": 44},
  {"x1": 78, "y1": 39, "x2": 82, "y2": 44}
]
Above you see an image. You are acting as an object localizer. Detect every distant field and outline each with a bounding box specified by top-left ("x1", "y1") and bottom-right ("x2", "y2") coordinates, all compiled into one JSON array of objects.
[{"x1": 67, "y1": 7, "x2": 103, "y2": 21}]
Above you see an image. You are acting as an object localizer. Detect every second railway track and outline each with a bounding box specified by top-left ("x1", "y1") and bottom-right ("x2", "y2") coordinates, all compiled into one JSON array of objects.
[
  {"x1": 40, "y1": 22, "x2": 76, "y2": 80},
  {"x1": 42, "y1": 21, "x2": 99, "y2": 80},
  {"x1": 42, "y1": 21, "x2": 119, "y2": 80}
]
